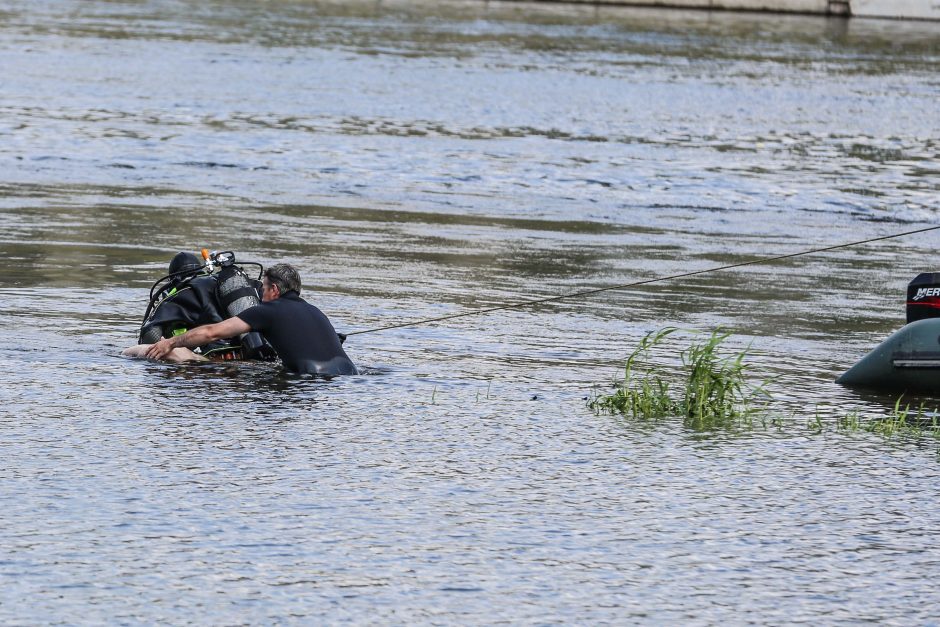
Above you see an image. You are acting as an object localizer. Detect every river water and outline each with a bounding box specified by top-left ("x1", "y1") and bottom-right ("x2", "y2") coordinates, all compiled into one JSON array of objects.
[{"x1": 1, "y1": 0, "x2": 939, "y2": 622}]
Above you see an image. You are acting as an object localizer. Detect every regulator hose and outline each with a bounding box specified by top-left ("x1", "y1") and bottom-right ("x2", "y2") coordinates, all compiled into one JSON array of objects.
[{"x1": 141, "y1": 265, "x2": 209, "y2": 325}]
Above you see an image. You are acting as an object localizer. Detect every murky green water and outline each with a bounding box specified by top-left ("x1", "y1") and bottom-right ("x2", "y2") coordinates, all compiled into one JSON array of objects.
[{"x1": 1, "y1": 0, "x2": 939, "y2": 622}]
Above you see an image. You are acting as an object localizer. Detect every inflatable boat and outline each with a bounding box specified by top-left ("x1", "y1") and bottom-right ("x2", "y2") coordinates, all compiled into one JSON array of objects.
[{"x1": 838, "y1": 272, "x2": 940, "y2": 394}]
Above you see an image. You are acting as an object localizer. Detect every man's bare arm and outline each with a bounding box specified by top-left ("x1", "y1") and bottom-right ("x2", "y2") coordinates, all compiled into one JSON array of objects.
[{"x1": 145, "y1": 317, "x2": 252, "y2": 360}]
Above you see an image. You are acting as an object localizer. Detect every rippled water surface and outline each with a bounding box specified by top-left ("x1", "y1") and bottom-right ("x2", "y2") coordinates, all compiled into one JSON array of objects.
[{"x1": 2, "y1": 0, "x2": 940, "y2": 622}]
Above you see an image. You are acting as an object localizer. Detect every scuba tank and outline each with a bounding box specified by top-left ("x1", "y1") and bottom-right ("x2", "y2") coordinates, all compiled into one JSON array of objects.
[
  {"x1": 139, "y1": 321, "x2": 165, "y2": 344},
  {"x1": 212, "y1": 251, "x2": 273, "y2": 359}
]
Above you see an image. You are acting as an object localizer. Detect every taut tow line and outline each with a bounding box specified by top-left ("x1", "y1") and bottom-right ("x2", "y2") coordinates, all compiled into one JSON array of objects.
[{"x1": 345, "y1": 223, "x2": 940, "y2": 337}]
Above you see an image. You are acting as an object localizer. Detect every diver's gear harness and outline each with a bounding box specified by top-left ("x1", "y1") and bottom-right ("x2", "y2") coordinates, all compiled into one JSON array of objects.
[{"x1": 139, "y1": 250, "x2": 273, "y2": 360}]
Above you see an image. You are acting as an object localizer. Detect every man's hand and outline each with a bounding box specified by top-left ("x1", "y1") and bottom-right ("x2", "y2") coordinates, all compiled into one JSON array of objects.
[
  {"x1": 142, "y1": 317, "x2": 252, "y2": 362},
  {"x1": 146, "y1": 336, "x2": 178, "y2": 360}
]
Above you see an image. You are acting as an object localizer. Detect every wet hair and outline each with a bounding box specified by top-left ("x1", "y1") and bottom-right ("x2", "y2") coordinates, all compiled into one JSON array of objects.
[{"x1": 264, "y1": 263, "x2": 302, "y2": 295}]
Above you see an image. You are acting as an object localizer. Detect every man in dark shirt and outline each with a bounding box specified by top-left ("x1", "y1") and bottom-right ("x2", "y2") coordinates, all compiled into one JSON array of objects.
[{"x1": 145, "y1": 263, "x2": 357, "y2": 375}]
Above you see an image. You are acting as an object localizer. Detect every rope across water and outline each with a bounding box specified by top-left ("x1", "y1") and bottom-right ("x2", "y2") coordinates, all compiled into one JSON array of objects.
[{"x1": 345, "y1": 224, "x2": 940, "y2": 337}]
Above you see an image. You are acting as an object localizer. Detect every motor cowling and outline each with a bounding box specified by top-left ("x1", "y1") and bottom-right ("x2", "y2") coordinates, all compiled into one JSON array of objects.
[
  {"x1": 215, "y1": 265, "x2": 272, "y2": 359},
  {"x1": 906, "y1": 273, "x2": 940, "y2": 323}
]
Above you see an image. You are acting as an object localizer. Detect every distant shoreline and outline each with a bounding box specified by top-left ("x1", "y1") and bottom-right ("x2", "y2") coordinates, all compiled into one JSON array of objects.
[{"x1": 515, "y1": 0, "x2": 940, "y2": 21}]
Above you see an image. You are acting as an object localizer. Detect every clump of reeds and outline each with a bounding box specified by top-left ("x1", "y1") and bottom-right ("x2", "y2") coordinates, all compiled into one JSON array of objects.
[
  {"x1": 591, "y1": 327, "x2": 769, "y2": 431},
  {"x1": 589, "y1": 327, "x2": 678, "y2": 420},
  {"x1": 681, "y1": 329, "x2": 769, "y2": 430},
  {"x1": 592, "y1": 329, "x2": 940, "y2": 451}
]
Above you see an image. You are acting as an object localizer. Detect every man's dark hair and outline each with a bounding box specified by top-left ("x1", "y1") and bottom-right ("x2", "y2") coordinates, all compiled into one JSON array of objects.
[{"x1": 264, "y1": 263, "x2": 302, "y2": 295}]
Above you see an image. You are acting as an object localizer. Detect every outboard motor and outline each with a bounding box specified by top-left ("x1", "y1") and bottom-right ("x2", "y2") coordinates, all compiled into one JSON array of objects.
[
  {"x1": 906, "y1": 273, "x2": 940, "y2": 323},
  {"x1": 212, "y1": 251, "x2": 272, "y2": 359}
]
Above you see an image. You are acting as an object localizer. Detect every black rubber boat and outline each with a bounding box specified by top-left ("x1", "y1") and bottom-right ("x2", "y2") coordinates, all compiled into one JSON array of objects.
[{"x1": 838, "y1": 272, "x2": 940, "y2": 394}]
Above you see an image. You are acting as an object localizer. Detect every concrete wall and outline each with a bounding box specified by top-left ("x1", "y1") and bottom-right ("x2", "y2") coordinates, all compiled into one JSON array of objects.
[
  {"x1": 704, "y1": 0, "x2": 826, "y2": 10},
  {"x1": 552, "y1": 0, "x2": 940, "y2": 19},
  {"x1": 852, "y1": 0, "x2": 940, "y2": 19},
  {"x1": 573, "y1": 0, "x2": 829, "y2": 10}
]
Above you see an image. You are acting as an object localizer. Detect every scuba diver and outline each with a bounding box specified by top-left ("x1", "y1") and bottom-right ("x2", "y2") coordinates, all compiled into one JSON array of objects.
[
  {"x1": 125, "y1": 250, "x2": 273, "y2": 362},
  {"x1": 130, "y1": 254, "x2": 356, "y2": 376}
]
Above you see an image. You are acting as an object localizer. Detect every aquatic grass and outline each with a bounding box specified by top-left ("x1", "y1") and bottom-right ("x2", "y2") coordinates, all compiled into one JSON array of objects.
[
  {"x1": 870, "y1": 397, "x2": 920, "y2": 437},
  {"x1": 680, "y1": 329, "x2": 770, "y2": 431},
  {"x1": 826, "y1": 398, "x2": 940, "y2": 458},
  {"x1": 591, "y1": 328, "x2": 770, "y2": 431},
  {"x1": 836, "y1": 408, "x2": 862, "y2": 432},
  {"x1": 837, "y1": 397, "x2": 940, "y2": 439},
  {"x1": 808, "y1": 409, "x2": 825, "y2": 435},
  {"x1": 592, "y1": 331, "x2": 940, "y2": 457},
  {"x1": 475, "y1": 381, "x2": 492, "y2": 403},
  {"x1": 589, "y1": 327, "x2": 678, "y2": 421}
]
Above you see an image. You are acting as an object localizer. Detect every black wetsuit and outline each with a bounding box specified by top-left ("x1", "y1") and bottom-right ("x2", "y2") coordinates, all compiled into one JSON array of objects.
[
  {"x1": 236, "y1": 291, "x2": 357, "y2": 375},
  {"x1": 140, "y1": 276, "x2": 225, "y2": 343}
]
